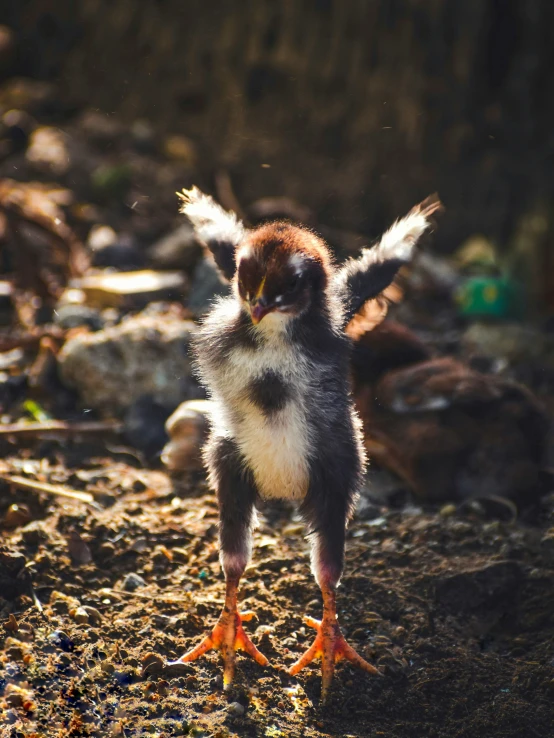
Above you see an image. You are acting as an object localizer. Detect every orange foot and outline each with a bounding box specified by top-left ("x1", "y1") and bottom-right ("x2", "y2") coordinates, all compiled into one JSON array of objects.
[
  {"x1": 289, "y1": 614, "x2": 380, "y2": 701},
  {"x1": 167, "y1": 606, "x2": 268, "y2": 688}
]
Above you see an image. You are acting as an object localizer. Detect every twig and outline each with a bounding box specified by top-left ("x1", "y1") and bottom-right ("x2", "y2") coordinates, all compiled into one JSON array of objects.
[
  {"x1": 0, "y1": 474, "x2": 103, "y2": 511},
  {"x1": 0, "y1": 420, "x2": 122, "y2": 437},
  {"x1": 30, "y1": 584, "x2": 43, "y2": 614}
]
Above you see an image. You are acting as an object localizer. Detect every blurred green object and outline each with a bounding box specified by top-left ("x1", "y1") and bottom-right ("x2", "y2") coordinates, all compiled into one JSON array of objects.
[
  {"x1": 455, "y1": 275, "x2": 524, "y2": 319},
  {"x1": 22, "y1": 399, "x2": 51, "y2": 422}
]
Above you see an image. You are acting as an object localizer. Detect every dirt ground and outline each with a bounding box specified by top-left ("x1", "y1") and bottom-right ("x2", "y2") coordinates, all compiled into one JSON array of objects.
[{"x1": 1, "y1": 440, "x2": 554, "y2": 738}]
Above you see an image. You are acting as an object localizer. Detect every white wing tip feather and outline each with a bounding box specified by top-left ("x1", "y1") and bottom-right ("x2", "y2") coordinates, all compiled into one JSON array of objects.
[
  {"x1": 364, "y1": 196, "x2": 442, "y2": 266},
  {"x1": 177, "y1": 187, "x2": 244, "y2": 246},
  {"x1": 376, "y1": 211, "x2": 430, "y2": 262}
]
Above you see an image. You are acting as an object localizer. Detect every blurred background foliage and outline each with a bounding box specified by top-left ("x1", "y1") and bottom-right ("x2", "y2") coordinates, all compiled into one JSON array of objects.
[{"x1": 1, "y1": 0, "x2": 554, "y2": 309}]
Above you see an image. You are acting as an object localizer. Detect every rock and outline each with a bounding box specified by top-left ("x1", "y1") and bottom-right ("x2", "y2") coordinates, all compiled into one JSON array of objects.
[
  {"x1": 50, "y1": 591, "x2": 81, "y2": 613},
  {"x1": 58, "y1": 309, "x2": 200, "y2": 415},
  {"x1": 162, "y1": 399, "x2": 212, "y2": 473},
  {"x1": 87, "y1": 224, "x2": 118, "y2": 251},
  {"x1": 6, "y1": 642, "x2": 24, "y2": 661},
  {"x1": 47, "y1": 630, "x2": 75, "y2": 651},
  {"x1": 2, "y1": 503, "x2": 31, "y2": 529},
  {"x1": 5, "y1": 709, "x2": 18, "y2": 724},
  {"x1": 0, "y1": 545, "x2": 27, "y2": 599},
  {"x1": 82, "y1": 606, "x2": 103, "y2": 625},
  {"x1": 71, "y1": 606, "x2": 90, "y2": 624},
  {"x1": 227, "y1": 701, "x2": 245, "y2": 716},
  {"x1": 147, "y1": 223, "x2": 202, "y2": 270},
  {"x1": 141, "y1": 652, "x2": 164, "y2": 676},
  {"x1": 53, "y1": 304, "x2": 104, "y2": 332},
  {"x1": 91, "y1": 241, "x2": 146, "y2": 270},
  {"x1": 66, "y1": 531, "x2": 92, "y2": 565},
  {"x1": 122, "y1": 572, "x2": 146, "y2": 592},
  {"x1": 157, "y1": 679, "x2": 170, "y2": 696},
  {"x1": 188, "y1": 257, "x2": 229, "y2": 317},
  {"x1": 26, "y1": 126, "x2": 70, "y2": 175},
  {"x1": 73, "y1": 269, "x2": 186, "y2": 309},
  {"x1": 439, "y1": 504, "x2": 457, "y2": 518},
  {"x1": 123, "y1": 395, "x2": 171, "y2": 457},
  {"x1": 88, "y1": 226, "x2": 145, "y2": 270}
]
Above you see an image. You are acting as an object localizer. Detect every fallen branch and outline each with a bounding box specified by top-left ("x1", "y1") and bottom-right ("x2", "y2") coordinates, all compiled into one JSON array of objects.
[
  {"x1": 0, "y1": 327, "x2": 65, "y2": 352},
  {"x1": 0, "y1": 474, "x2": 103, "y2": 511},
  {"x1": 30, "y1": 584, "x2": 43, "y2": 614},
  {"x1": 0, "y1": 420, "x2": 122, "y2": 437}
]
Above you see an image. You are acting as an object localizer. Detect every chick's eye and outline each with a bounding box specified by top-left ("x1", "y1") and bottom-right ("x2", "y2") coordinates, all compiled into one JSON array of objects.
[{"x1": 288, "y1": 274, "x2": 301, "y2": 291}]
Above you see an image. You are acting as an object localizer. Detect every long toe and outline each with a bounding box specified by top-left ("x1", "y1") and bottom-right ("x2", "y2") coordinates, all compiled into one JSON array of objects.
[
  {"x1": 168, "y1": 608, "x2": 268, "y2": 688},
  {"x1": 289, "y1": 614, "x2": 379, "y2": 702}
]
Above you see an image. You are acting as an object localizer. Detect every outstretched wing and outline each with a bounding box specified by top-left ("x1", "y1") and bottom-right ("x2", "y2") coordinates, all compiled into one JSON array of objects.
[
  {"x1": 336, "y1": 194, "x2": 442, "y2": 327},
  {"x1": 178, "y1": 186, "x2": 245, "y2": 281}
]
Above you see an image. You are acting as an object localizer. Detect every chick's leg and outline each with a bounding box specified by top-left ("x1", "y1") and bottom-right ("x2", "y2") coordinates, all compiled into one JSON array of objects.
[
  {"x1": 176, "y1": 575, "x2": 267, "y2": 688},
  {"x1": 168, "y1": 437, "x2": 268, "y2": 687},
  {"x1": 291, "y1": 491, "x2": 379, "y2": 701}
]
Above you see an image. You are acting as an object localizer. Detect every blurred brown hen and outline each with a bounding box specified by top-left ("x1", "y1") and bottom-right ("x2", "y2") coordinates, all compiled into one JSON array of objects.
[{"x1": 350, "y1": 320, "x2": 549, "y2": 505}]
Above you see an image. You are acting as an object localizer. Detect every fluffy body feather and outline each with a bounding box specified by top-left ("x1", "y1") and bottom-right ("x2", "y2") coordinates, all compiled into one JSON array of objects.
[
  {"x1": 175, "y1": 187, "x2": 441, "y2": 696},
  {"x1": 196, "y1": 299, "x2": 313, "y2": 501},
  {"x1": 180, "y1": 187, "x2": 440, "y2": 517}
]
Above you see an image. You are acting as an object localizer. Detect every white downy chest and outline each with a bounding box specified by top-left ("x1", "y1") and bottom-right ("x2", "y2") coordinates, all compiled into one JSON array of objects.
[{"x1": 209, "y1": 334, "x2": 312, "y2": 501}]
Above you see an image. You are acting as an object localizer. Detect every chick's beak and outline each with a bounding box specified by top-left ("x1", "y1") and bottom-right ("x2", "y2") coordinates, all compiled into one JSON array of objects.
[{"x1": 249, "y1": 298, "x2": 272, "y2": 325}]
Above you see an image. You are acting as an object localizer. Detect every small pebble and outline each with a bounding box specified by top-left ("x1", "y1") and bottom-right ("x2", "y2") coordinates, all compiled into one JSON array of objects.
[
  {"x1": 122, "y1": 572, "x2": 146, "y2": 592},
  {"x1": 6, "y1": 645, "x2": 24, "y2": 661},
  {"x1": 82, "y1": 606, "x2": 103, "y2": 625},
  {"x1": 54, "y1": 304, "x2": 104, "y2": 332},
  {"x1": 440, "y1": 504, "x2": 457, "y2": 518},
  {"x1": 141, "y1": 652, "x2": 164, "y2": 676},
  {"x1": 21, "y1": 521, "x2": 49, "y2": 546},
  {"x1": 47, "y1": 630, "x2": 74, "y2": 651},
  {"x1": 227, "y1": 701, "x2": 245, "y2": 716},
  {"x1": 3, "y1": 503, "x2": 31, "y2": 528},
  {"x1": 87, "y1": 224, "x2": 118, "y2": 251},
  {"x1": 71, "y1": 607, "x2": 90, "y2": 624},
  {"x1": 157, "y1": 679, "x2": 170, "y2": 696}
]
